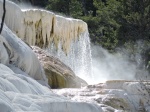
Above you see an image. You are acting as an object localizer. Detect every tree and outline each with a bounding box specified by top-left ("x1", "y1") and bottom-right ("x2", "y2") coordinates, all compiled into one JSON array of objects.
[
  {"x1": 118, "y1": 0, "x2": 150, "y2": 43},
  {"x1": 46, "y1": 0, "x2": 71, "y2": 15},
  {"x1": 30, "y1": 0, "x2": 48, "y2": 7},
  {"x1": 90, "y1": 0, "x2": 121, "y2": 50},
  {"x1": 46, "y1": 0, "x2": 82, "y2": 17}
]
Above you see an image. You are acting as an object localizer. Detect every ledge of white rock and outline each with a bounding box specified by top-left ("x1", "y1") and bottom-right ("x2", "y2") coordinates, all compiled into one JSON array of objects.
[
  {"x1": 0, "y1": 64, "x2": 102, "y2": 112},
  {"x1": 54, "y1": 80, "x2": 150, "y2": 112},
  {"x1": 0, "y1": 0, "x2": 88, "y2": 53}
]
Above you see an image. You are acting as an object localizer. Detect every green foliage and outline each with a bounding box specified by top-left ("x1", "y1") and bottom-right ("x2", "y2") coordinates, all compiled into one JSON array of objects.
[
  {"x1": 46, "y1": 0, "x2": 82, "y2": 16},
  {"x1": 46, "y1": 0, "x2": 70, "y2": 15},
  {"x1": 118, "y1": 0, "x2": 150, "y2": 43},
  {"x1": 69, "y1": 0, "x2": 82, "y2": 17},
  {"x1": 92, "y1": 0, "x2": 121, "y2": 50}
]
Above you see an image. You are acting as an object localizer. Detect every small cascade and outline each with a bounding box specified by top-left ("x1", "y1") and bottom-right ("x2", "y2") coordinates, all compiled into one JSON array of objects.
[{"x1": 48, "y1": 31, "x2": 93, "y2": 81}]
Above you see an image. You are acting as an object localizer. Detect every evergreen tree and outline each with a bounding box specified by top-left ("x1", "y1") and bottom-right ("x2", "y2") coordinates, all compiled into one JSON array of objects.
[{"x1": 118, "y1": 0, "x2": 150, "y2": 43}]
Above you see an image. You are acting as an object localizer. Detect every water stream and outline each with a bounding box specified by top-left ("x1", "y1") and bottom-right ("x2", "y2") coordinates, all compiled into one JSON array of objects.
[{"x1": 48, "y1": 31, "x2": 93, "y2": 82}]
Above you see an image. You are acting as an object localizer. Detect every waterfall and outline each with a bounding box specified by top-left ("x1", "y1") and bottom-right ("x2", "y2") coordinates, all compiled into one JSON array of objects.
[
  {"x1": 48, "y1": 31, "x2": 93, "y2": 80},
  {"x1": 0, "y1": 0, "x2": 93, "y2": 81}
]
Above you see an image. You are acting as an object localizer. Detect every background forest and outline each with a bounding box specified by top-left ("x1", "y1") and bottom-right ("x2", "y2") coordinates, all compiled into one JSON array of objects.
[{"x1": 16, "y1": 0, "x2": 150, "y2": 73}]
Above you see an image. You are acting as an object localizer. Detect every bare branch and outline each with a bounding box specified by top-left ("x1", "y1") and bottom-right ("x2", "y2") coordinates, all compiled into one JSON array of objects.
[{"x1": 0, "y1": 0, "x2": 6, "y2": 34}]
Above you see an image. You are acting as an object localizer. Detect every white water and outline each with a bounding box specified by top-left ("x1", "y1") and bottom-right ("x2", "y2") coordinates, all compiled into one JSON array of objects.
[{"x1": 48, "y1": 31, "x2": 93, "y2": 82}]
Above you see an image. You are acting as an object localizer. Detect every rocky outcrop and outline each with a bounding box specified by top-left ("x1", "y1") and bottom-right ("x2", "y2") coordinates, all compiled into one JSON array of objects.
[
  {"x1": 32, "y1": 46, "x2": 87, "y2": 88},
  {"x1": 53, "y1": 80, "x2": 150, "y2": 112}
]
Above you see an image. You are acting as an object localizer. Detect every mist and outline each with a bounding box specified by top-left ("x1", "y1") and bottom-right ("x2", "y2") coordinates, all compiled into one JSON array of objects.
[{"x1": 88, "y1": 42, "x2": 149, "y2": 84}]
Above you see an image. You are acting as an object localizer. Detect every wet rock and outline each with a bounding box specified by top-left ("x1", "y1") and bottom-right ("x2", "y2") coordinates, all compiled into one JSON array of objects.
[{"x1": 32, "y1": 46, "x2": 87, "y2": 88}]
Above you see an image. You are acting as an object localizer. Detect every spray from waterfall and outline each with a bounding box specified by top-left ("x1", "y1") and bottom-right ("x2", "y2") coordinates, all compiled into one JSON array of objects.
[{"x1": 91, "y1": 42, "x2": 150, "y2": 84}]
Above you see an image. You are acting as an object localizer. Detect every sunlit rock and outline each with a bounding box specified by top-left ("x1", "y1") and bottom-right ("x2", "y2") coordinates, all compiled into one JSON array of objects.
[
  {"x1": 0, "y1": 23, "x2": 100, "y2": 111},
  {"x1": 0, "y1": 0, "x2": 87, "y2": 54},
  {"x1": 53, "y1": 80, "x2": 150, "y2": 112},
  {"x1": 0, "y1": 0, "x2": 92, "y2": 79},
  {"x1": 0, "y1": 64, "x2": 101, "y2": 112},
  {"x1": 1, "y1": 23, "x2": 47, "y2": 84}
]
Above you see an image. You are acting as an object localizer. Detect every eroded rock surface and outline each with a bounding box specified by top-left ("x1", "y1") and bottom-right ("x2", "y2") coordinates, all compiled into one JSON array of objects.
[{"x1": 32, "y1": 46, "x2": 87, "y2": 88}]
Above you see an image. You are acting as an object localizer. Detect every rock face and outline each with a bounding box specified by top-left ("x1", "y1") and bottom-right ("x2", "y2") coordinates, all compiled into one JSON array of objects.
[
  {"x1": 0, "y1": 64, "x2": 101, "y2": 112},
  {"x1": 0, "y1": 23, "x2": 47, "y2": 85},
  {"x1": 53, "y1": 80, "x2": 150, "y2": 112},
  {"x1": 32, "y1": 46, "x2": 87, "y2": 88}
]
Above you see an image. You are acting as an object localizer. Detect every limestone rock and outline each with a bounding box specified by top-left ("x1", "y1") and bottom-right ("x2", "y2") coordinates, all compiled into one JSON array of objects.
[
  {"x1": 32, "y1": 46, "x2": 87, "y2": 88},
  {"x1": 0, "y1": 63, "x2": 101, "y2": 112},
  {"x1": 0, "y1": 0, "x2": 88, "y2": 54},
  {"x1": 1, "y1": 23, "x2": 47, "y2": 84},
  {"x1": 53, "y1": 80, "x2": 150, "y2": 112}
]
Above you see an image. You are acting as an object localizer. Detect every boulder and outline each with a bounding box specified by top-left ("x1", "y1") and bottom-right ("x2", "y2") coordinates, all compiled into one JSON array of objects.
[{"x1": 32, "y1": 46, "x2": 87, "y2": 88}]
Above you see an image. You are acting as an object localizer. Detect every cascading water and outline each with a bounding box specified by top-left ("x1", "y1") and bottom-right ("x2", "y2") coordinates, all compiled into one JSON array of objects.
[
  {"x1": 48, "y1": 31, "x2": 93, "y2": 81},
  {"x1": 0, "y1": 0, "x2": 93, "y2": 83}
]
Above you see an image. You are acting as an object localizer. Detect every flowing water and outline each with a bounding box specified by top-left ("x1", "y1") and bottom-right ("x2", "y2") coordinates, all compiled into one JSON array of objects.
[
  {"x1": 48, "y1": 31, "x2": 93, "y2": 82},
  {"x1": 0, "y1": 0, "x2": 93, "y2": 84}
]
